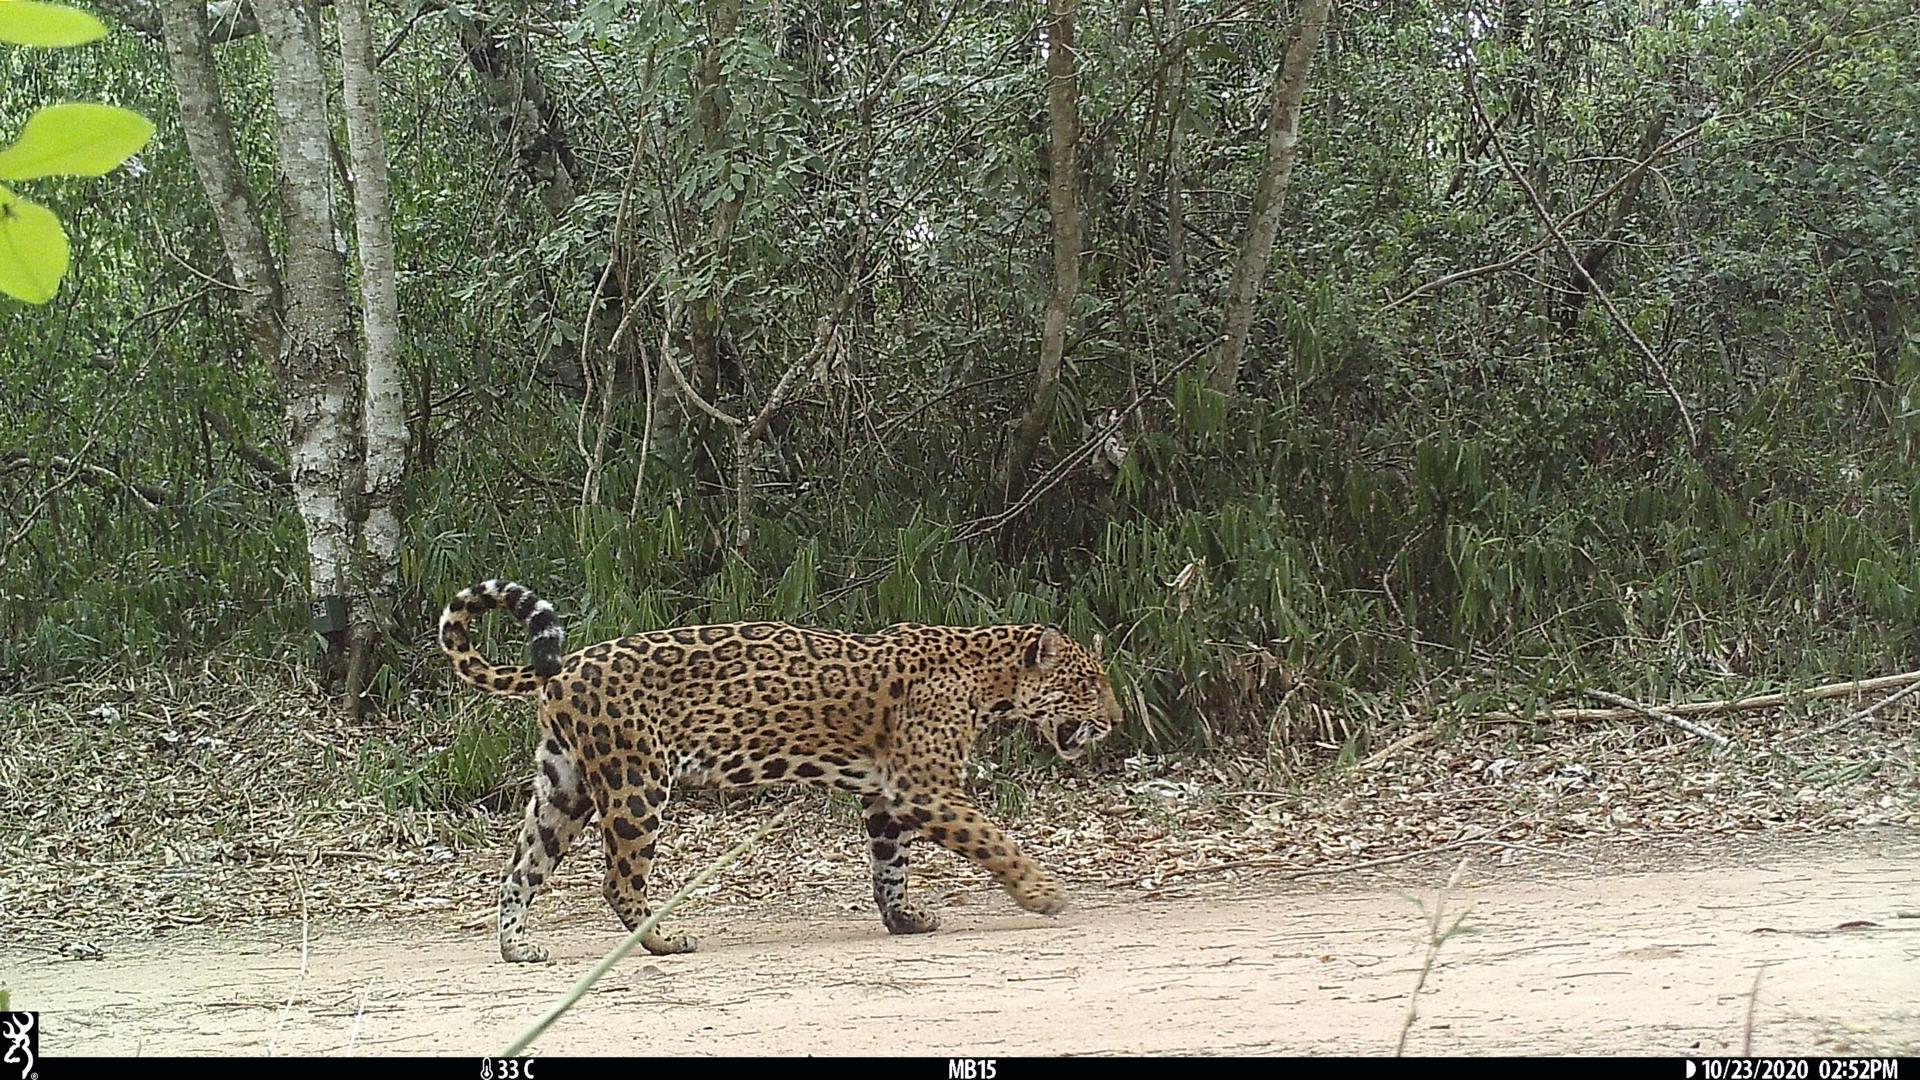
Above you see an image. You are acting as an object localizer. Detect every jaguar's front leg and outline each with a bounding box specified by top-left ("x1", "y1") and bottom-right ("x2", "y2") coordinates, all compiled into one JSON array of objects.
[{"x1": 898, "y1": 788, "x2": 1067, "y2": 916}]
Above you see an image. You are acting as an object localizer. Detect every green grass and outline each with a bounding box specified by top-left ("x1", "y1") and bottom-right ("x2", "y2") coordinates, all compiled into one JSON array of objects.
[{"x1": 353, "y1": 698, "x2": 536, "y2": 812}]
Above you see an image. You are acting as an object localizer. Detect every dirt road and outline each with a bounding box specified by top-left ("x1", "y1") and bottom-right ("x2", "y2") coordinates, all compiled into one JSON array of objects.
[{"x1": 8, "y1": 831, "x2": 1916, "y2": 1057}]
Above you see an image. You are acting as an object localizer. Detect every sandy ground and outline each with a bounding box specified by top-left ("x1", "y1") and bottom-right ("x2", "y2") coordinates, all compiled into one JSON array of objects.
[{"x1": 8, "y1": 830, "x2": 1917, "y2": 1057}]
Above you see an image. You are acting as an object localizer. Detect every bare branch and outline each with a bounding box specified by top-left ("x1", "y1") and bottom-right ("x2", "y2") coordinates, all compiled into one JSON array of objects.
[
  {"x1": 96, "y1": 0, "x2": 333, "y2": 45},
  {"x1": 0, "y1": 429, "x2": 107, "y2": 561},
  {"x1": 958, "y1": 337, "x2": 1217, "y2": 545},
  {"x1": 1387, "y1": 23, "x2": 1871, "y2": 312},
  {"x1": 202, "y1": 409, "x2": 291, "y2": 490},
  {"x1": 874, "y1": 372, "x2": 1026, "y2": 441},
  {"x1": 1, "y1": 453, "x2": 174, "y2": 512},
  {"x1": 1467, "y1": 68, "x2": 1700, "y2": 451},
  {"x1": 744, "y1": 175, "x2": 870, "y2": 449},
  {"x1": 657, "y1": 303, "x2": 743, "y2": 431},
  {"x1": 1472, "y1": 668, "x2": 1920, "y2": 726}
]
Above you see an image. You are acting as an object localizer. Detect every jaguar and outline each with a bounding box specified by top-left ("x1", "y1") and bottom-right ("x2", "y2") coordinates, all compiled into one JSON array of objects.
[{"x1": 438, "y1": 578, "x2": 1121, "y2": 962}]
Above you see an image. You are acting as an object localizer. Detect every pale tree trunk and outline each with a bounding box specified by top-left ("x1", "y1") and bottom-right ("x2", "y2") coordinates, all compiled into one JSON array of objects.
[
  {"x1": 1532, "y1": 0, "x2": 1549, "y2": 355},
  {"x1": 156, "y1": 0, "x2": 285, "y2": 362},
  {"x1": 1208, "y1": 0, "x2": 1331, "y2": 395},
  {"x1": 253, "y1": 0, "x2": 367, "y2": 685},
  {"x1": 337, "y1": 0, "x2": 408, "y2": 714},
  {"x1": 1002, "y1": 0, "x2": 1082, "y2": 504}
]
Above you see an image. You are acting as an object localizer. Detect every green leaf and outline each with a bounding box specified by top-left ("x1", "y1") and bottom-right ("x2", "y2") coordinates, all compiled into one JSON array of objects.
[
  {"x1": 0, "y1": 183, "x2": 70, "y2": 304},
  {"x1": 0, "y1": 103, "x2": 155, "y2": 180},
  {"x1": 0, "y1": 0, "x2": 107, "y2": 47}
]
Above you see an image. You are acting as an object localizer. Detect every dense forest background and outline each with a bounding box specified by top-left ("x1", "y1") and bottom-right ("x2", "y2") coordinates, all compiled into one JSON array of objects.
[{"x1": 4, "y1": 0, "x2": 1917, "y2": 774}]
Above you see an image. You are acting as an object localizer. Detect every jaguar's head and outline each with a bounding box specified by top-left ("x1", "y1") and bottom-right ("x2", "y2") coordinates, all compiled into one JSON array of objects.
[{"x1": 1010, "y1": 626, "x2": 1121, "y2": 761}]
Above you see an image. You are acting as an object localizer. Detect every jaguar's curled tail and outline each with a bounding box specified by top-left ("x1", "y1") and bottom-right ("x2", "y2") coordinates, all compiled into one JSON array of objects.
[{"x1": 439, "y1": 579, "x2": 566, "y2": 697}]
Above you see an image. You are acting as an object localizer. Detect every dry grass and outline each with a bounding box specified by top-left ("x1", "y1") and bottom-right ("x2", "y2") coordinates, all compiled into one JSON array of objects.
[{"x1": 2, "y1": 656, "x2": 1915, "y2": 950}]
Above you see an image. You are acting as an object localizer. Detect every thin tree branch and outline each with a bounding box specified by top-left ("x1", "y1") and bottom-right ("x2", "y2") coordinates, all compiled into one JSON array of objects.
[
  {"x1": 743, "y1": 170, "x2": 871, "y2": 449},
  {"x1": 657, "y1": 302, "x2": 743, "y2": 430},
  {"x1": 874, "y1": 372, "x2": 1027, "y2": 441},
  {"x1": 957, "y1": 337, "x2": 1216, "y2": 545},
  {"x1": 1467, "y1": 67, "x2": 1700, "y2": 451},
  {"x1": 1387, "y1": 21, "x2": 1879, "y2": 312},
  {"x1": 1787, "y1": 676, "x2": 1920, "y2": 746},
  {"x1": 201, "y1": 408, "x2": 291, "y2": 490},
  {"x1": 95, "y1": 0, "x2": 334, "y2": 45},
  {"x1": 0, "y1": 429, "x2": 107, "y2": 561},
  {"x1": 1, "y1": 453, "x2": 173, "y2": 512}
]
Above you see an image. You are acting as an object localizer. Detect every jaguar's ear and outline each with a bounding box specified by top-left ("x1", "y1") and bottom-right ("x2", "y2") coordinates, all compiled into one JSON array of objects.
[{"x1": 1024, "y1": 626, "x2": 1064, "y2": 671}]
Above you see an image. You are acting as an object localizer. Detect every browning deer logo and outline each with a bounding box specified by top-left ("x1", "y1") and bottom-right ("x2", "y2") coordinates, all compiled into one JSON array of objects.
[{"x1": 0, "y1": 1013, "x2": 35, "y2": 1080}]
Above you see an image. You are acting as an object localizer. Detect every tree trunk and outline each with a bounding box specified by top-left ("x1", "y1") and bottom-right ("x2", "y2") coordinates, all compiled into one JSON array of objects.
[
  {"x1": 445, "y1": 5, "x2": 578, "y2": 219},
  {"x1": 1557, "y1": 111, "x2": 1668, "y2": 329},
  {"x1": 691, "y1": 0, "x2": 747, "y2": 411},
  {"x1": 1002, "y1": 0, "x2": 1082, "y2": 504},
  {"x1": 156, "y1": 0, "x2": 285, "y2": 362},
  {"x1": 253, "y1": 0, "x2": 367, "y2": 687},
  {"x1": 696, "y1": 0, "x2": 747, "y2": 265},
  {"x1": 1163, "y1": 0, "x2": 1188, "y2": 294},
  {"x1": 337, "y1": 0, "x2": 409, "y2": 715},
  {"x1": 652, "y1": 0, "x2": 745, "y2": 489},
  {"x1": 1208, "y1": 0, "x2": 1331, "y2": 395},
  {"x1": 1530, "y1": 0, "x2": 1550, "y2": 358}
]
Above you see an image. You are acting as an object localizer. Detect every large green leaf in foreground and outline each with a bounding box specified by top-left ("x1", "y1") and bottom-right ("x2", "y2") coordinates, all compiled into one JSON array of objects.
[
  {"x1": 0, "y1": 0, "x2": 107, "y2": 47},
  {"x1": 0, "y1": 183, "x2": 70, "y2": 303},
  {"x1": 0, "y1": 102, "x2": 154, "y2": 180}
]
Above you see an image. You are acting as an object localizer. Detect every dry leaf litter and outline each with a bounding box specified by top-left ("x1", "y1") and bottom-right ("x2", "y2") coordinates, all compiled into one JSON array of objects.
[{"x1": 2, "y1": 663, "x2": 1913, "y2": 954}]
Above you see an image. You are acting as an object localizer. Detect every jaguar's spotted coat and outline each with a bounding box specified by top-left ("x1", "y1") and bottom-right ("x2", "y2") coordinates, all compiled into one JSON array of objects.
[{"x1": 439, "y1": 579, "x2": 1120, "y2": 962}]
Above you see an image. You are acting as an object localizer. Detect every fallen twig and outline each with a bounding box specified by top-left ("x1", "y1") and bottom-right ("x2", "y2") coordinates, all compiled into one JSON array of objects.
[
  {"x1": 1787, "y1": 676, "x2": 1920, "y2": 746},
  {"x1": 1113, "y1": 835, "x2": 1524, "y2": 886},
  {"x1": 1583, "y1": 688, "x2": 1732, "y2": 750},
  {"x1": 1106, "y1": 847, "x2": 1436, "y2": 887},
  {"x1": 1468, "y1": 839, "x2": 1593, "y2": 862},
  {"x1": 1470, "y1": 669, "x2": 1920, "y2": 726},
  {"x1": 1360, "y1": 728, "x2": 1437, "y2": 770}
]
